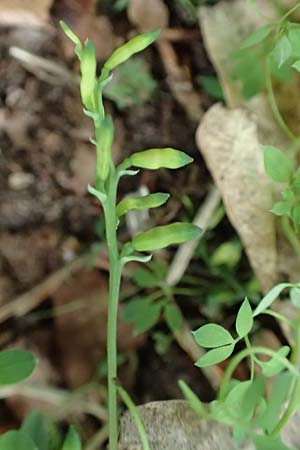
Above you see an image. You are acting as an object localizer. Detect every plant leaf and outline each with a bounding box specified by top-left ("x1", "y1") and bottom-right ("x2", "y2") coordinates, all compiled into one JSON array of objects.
[
  {"x1": 263, "y1": 145, "x2": 294, "y2": 183},
  {"x1": 271, "y1": 201, "x2": 292, "y2": 216},
  {"x1": 21, "y1": 412, "x2": 61, "y2": 450},
  {"x1": 95, "y1": 117, "x2": 114, "y2": 182},
  {"x1": 290, "y1": 287, "x2": 300, "y2": 308},
  {"x1": 193, "y1": 323, "x2": 234, "y2": 348},
  {"x1": 292, "y1": 59, "x2": 300, "y2": 73},
  {"x1": 0, "y1": 349, "x2": 36, "y2": 385},
  {"x1": 103, "y1": 30, "x2": 160, "y2": 73},
  {"x1": 80, "y1": 40, "x2": 96, "y2": 110},
  {"x1": 129, "y1": 148, "x2": 193, "y2": 170},
  {"x1": 195, "y1": 344, "x2": 234, "y2": 367},
  {"x1": 131, "y1": 267, "x2": 158, "y2": 288},
  {"x1": 132, "y1": 222, "x2": 202, "y2": 252},
  {"x1": 60, "y1": 21, "x2": 82, "y2": 58},
  {"x1": 253, "y1": 433, "x2": 294, "y2": 450},
  {"x1": 241, "y1": 25, "x2": 273, "y2": 48},
  {"x1": 117, "y1": 193, "x2": 170, "y2": 217},
  {"x1": 235, "y1": 297, "x2": 253, "y2": 338},
  {"x1": 164, "y1": 303, "x2": 183, "y2": 332},
  {"x1": 253, "y1": 283, "x2": 292, "y2": 317},
  {"x1": 259, "y1": 372, "x2": 291, "y2": 433},
  {"x1": 257, "y1": 346, "x2": 290, "y2": 377},
  {"x1": 271, "y1": 34, "x2": 292, "y2": 68},
  {"x1": 61, "y1": 426, "x2": 82, "y2": 450},
  {"x1": 122, "y1": 298, "x2": 162, "y2": 333},
  {"x1": 178, "y1": 380, "x2": 207, "y2": 417},
  {"x1": 0, "y1": 431, "x2": 37, "y2": 450}
]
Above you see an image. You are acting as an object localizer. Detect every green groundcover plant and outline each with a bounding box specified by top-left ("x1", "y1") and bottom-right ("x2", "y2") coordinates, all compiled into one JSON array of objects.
[{"x1": 2, "y1": 2, "x2": 300, "y2": 449}]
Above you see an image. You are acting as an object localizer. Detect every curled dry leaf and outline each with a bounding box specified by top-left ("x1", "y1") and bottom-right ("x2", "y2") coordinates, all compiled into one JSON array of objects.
[
  {"x1": 196, "y1": 104, "x2": 277, "y2": 292},
  {"x1": 127, "y1": 0, "x2": 169, "y2": 31}
]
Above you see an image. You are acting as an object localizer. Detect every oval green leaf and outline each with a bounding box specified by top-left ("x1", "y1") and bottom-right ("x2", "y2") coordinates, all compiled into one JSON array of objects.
[
  {"x1": 132, "y1": 222, "x2": 201, "y2": 252},
  {"x1": 129, "y1": 148, "x2": 193, "y2": 170},
  {"x1": 253, "y1": 283, "x2": 292, "y2": 317},
  {"x1": 103, "y1": 30, "x2": 160, "y2": 73},
  {"x1": 122, "y1": 298, "x2": 162, "y2": 334},
  {"x1": 271, "y1": 34, "x2": 292, "y2": 68},
  {"x1": 80, "y1": 40, "x2": 96, "y2": 110},
  {"x1": 61, "y1": 426, "x2": 82, "y2": 450},
  {"x1": 193, "y1": 323, "x2": 234, "y2": 348},
  {"x1": 241, "y1": 25, "x2": 273, "y2": 49},
  {"x1": 195, "y1": 344, "x2": 234, "y2": 368},
  {"x1": 0, "y1": 349, "x2": 36, "y2": 385},
  {"x1": 235, "y1": 298, "x2": 253, "y2": 338},
  {"x1": 0, "y1": 431, "x2": 37, "y2": 450},
  {"x1": 117, "y1": 193, "x2": 170, "y2": 217},
  {"x1": 263, "y1": 146, "x2": 294, "y2": 183},
  {"x1": 164, "y1": 303, "x2": 183, "y2": 332}
]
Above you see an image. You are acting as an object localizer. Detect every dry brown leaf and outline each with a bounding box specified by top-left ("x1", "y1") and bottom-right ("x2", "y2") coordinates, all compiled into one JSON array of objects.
[
  {"x1": 127, "y1": 0, "x2": 169, "y2": 31},
  {"x1": 196, "y1": 104, "x2": 277, "y2": 292},
  {"x1": 0, "y1": 0, "x2": 53, "y2": 27}
]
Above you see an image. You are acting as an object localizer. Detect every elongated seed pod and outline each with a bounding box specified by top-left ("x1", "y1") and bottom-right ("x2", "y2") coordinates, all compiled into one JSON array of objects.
[
  {"x1": 130, "y1": 148, "x2": 193, "y2": 170},
  {"x1": 96, "y1": 117, "x2": 114, "y2": 182},
  {"x1": 132, "y1": 222, "x2": 202, "y2": 252},
  {"x1": 103, "y1": 30, "x2": 160, "y2": 73},
  {"x1": 80, "y1": 40, "x2": 96, "y2": 110},
  {"x1": 117, "y1": 193, "x2": 170, "y2": 217}
]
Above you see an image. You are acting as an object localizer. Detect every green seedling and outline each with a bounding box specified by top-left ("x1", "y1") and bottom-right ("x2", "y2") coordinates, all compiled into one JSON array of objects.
[
  {"x1": 60, "y1": 22, "x2": 201, "y2": 450},
  {"x1": 182, "y1": 282, "x2": 300, "y2": 449}
]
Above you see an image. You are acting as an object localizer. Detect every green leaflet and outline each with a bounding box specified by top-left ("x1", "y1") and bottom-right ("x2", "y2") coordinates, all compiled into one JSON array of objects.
[
  {"x1": 61, "y1": 427, "x2": 82, "y2": 450},
  {"x1": 132, "y1": 222, "x2": 202, "y2": 252},
  {"x1": 0, "y1": 349, "x2": 36, "y2": 385},
  {"x1": 95, "y1": 117, "x2": 114, "y2": 182},
  {"x1": 193, "y1": 323, "x2": 234, "y2": 348},
  {"x1": 235, "y1": 298, "x2": 253, "y2": 338},
  {"x1": 129, "y1": 148, "x2": 193, "y2": 170},
  {"x1": 263, "y1": 146, "x2": 294, "y2": 183},
  {"x1": 164, "y1": 303, "x2": 183, "y2": 332},
  {"x1": 195, "y1": 344, "x2": 235, "y2": 368},
  {"x1": 60, "y1": 21, "x2": 82, "y2": 59},
  {"x1": 80, "y1": 40, "x2": 96, "y2": 111},
  {"x1": 271, "y1": 34, "x2": 292, "y2": 68},
  {"x1": 0, "y1": 431, "x2": 37, "y2": 450},
  {"x1": 290, "y1": 287, "x2": 300, "y2": 308},
  {"x1": 21, "y1": 412, "x2": 62, "y2": 450},
  {"x1": 241, "y1": 25, "x2": 273, "y2": 49},
  {"x1": 122, "y1": 298, "x2": 162, "y2": 333},
  {"x1": 103, "y1": 30, "x2": 160, "y2": 74},
  {"x1": 117, "y1": 193, "x2": 170, "y2": 217},
  {"x1": 253, "y1": 283, "x2": 293, "y2": 317}
]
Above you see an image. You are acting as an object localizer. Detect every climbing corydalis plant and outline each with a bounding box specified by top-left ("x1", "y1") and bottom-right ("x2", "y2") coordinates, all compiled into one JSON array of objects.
[{"x1": 61, "y1": 22, "x2": 202, "y2": 450}]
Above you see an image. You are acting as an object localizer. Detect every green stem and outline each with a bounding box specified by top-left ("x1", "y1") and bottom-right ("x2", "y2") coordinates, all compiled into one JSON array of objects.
[
  {"x1": 103, "y1": 172, "x2": 122, "y2": 450},
  {"x1": 270, "y1": 316, "x2": 300, "y2": 436},
  {"x1": 281, "y1": 215, "x2": 300, "y2": 257},
  {"x1": 118, "y1": 385, "x2": 150, "y2": 450},
  {"x1": 265, "y1": 58, "x2": 297, "y2": 142},
  {"x1": 218, "y1": 346, "x2": 299, "y2": 401},
  {"x1": 245, "y1": 335, "x2": 255, "y2": 381}
]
